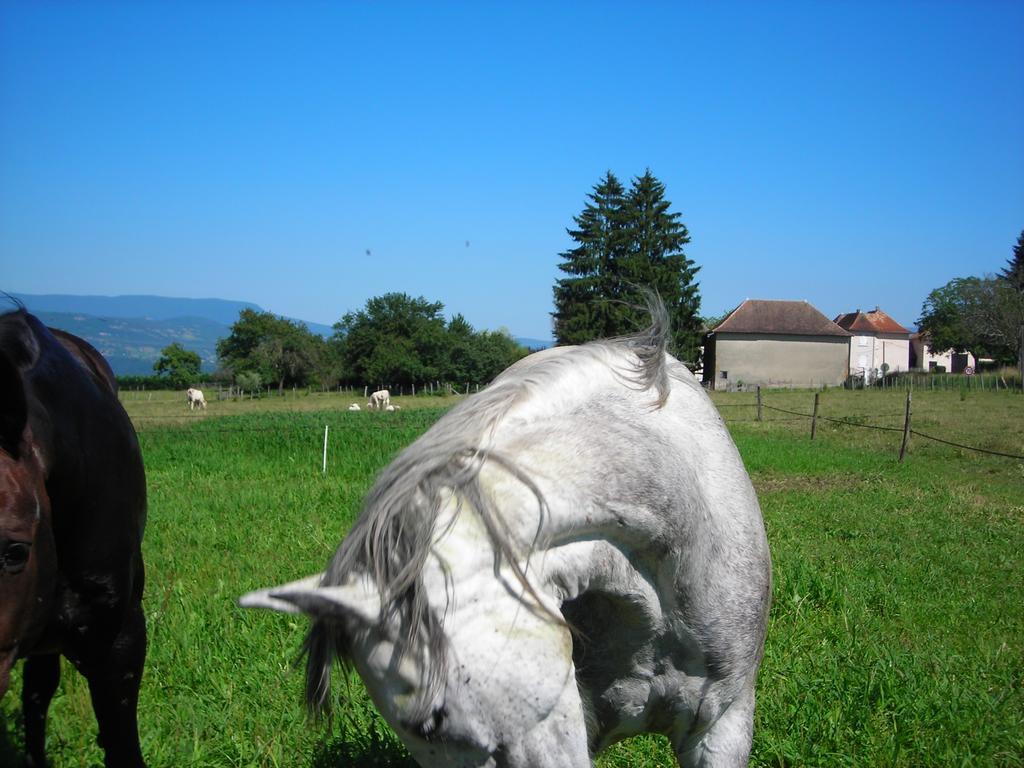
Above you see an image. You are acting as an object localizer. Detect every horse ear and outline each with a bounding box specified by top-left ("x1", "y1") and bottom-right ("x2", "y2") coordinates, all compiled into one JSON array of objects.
[
  {"x1": 0, "y1": 353, "x2": 27, "y2": 458},
  {"x1": 240, "y1": 573, "x2": 382, "y2": 626}
]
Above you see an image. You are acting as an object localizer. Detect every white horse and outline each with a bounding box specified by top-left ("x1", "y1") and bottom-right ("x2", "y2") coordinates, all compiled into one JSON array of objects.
[
  {"x1": 348, "y1": 403, "x2": 361, "y2": 411},
  {"x1": 368, "y1": 389, "x2": 390, "y2": 410},
  {"x1": 242, "y1": 304, "x2": 770, "y2": 767},
  {"x1": 186, "y1": 387, "x2": 206, "y2": 410}
]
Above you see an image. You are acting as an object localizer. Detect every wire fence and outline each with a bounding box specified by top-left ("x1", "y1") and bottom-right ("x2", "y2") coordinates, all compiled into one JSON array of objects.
[
  {"x1": 128, "y1": 388, "x2": 1024, "y2": 463},
  {"x1": 716, "y1": 388, "x2": 1024, "y2": 461},
  {"x1": 131, "y1": 413, "x2": 437, "y2": 435},
  {"x1": 121, "y1": 381, "x2": 487, "y2": 402}
]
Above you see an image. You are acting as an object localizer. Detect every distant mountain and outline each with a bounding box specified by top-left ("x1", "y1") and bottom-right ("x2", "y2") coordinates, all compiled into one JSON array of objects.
[
  {"x1": 5, "y1": 292, "x2": 548, "y2": 375},
  {"x1": 5, "y1": 292, "x2": 335, "y2": 376},
  {"x1": 7, "y1": 292, "x2": 336, "y2": 337},
  {"x1": 7, "y1": 293, "x2": 261, "y2": 326},
  {"x1": 29, "y1": 311, "x2": 228, "y2": 375},
  {"x1": 514, "y1": 337, "x2": 553, "y2": 351}
]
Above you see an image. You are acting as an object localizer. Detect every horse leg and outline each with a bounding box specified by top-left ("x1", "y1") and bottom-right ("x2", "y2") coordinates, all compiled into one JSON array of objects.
[
  {"x1": 80, "y1": 603, "x2": 148, "y2": 768},
  {"x1": 673, "y1": 686, "x2": 755, "y2": 768},
  {"x1": 22, "y1": 653, "x2": 61, "y2": 768}
]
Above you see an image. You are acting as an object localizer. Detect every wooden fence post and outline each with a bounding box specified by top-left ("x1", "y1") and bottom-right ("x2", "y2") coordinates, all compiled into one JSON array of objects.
[
  {"x1": 756, "y1": 386, "x2": 762, "y2": 422},
  {"x1": 898, "y1": 391, "x2": 912, "y2": 462},
  {"x1": 322, "y1": 425, "x2": 329, "y2": 475},
  {"x1": 810, "y1": 392, "x2": 820, "y2": 440}
]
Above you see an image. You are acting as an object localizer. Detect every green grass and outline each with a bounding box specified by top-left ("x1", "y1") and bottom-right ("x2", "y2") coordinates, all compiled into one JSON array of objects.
[{"x1": 1, "y1": 389, "x2": 1021, "y2": 766}]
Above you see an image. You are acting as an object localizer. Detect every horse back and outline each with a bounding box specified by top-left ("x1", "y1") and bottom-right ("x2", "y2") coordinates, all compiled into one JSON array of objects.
[{"x1": 49, "y1": 327, "x2": 119, "y2": 396}]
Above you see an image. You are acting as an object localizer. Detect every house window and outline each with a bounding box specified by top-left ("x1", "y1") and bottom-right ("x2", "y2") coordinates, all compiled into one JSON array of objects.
[
  {"x1": 720, "y1": 370, "x2": 728, "y2": 379},
  {"x1": 858, "y1": 336, "x2": 869, "y2": 347}
]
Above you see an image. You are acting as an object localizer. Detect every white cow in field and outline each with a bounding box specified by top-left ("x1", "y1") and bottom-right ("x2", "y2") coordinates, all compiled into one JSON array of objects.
[
  {"x1": 348, "y1": 403, "x2": 361, "y2": 411},
  {"x1": 368, "y1": 389, "x2": 390, "y2": 410},
  {"x1": 186, "y1": 388, "x2": 207, "y2": 410}
]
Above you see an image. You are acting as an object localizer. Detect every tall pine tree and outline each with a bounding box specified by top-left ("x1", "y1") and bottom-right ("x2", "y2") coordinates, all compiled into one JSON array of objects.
[
  {"x1": 552, "y1": 171, "x2": 627, "y2": 344},
  {"x1": 999, "y1": 230, "x2": 1024, "y2": 387},
  {"x1": 620, "y1": 170, "x2": 702, "y2": 364},
  {"x1": 999, "y1": 229, "x2": 1024, "y2": 293},
  {"x1": 552, "y1": 170, "x2": 702, "y2": 366}
]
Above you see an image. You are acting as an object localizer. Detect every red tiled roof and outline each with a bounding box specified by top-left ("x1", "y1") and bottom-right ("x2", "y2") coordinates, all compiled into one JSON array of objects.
[
  {"x1": 833, "y1": 308, "x2": 910, "y2": 335},
  {"x1": 713, "y1": 299, "x2": 850, "y2": 336}
]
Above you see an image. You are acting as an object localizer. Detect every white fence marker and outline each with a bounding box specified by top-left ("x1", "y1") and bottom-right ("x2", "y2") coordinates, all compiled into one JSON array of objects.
[{"x1": 322, "y1": 425, "x2": 329, "y2": 474}]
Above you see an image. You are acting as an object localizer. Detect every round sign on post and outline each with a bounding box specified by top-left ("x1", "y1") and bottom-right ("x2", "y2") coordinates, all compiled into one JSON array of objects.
[{"x1": 964, "y1": 366, "x2": 974, "y2": 375}]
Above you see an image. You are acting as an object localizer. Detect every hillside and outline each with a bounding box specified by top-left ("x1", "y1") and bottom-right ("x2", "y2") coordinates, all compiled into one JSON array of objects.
[
  {"x1": 30, "y1": 311, "x2": 228, "y2": 375},
  {"x1": 7, "y1": 293, "x2": 261, "y2": 326},
  {"x1": 6, "y1": 292, "x2": 550, "y2": 376},
  {"x1": 7, "y1": 293, "x2": 335, "y2": 376}
]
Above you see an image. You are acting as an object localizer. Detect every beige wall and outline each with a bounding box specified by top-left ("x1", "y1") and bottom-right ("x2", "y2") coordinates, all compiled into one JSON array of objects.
[{"x1": 710, "y1": 333, "x2": 849, "y2": 390}]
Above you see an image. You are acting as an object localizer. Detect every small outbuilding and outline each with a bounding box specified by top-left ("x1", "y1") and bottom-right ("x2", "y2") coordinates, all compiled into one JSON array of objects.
[
  {"x1": 704, "y1": 299, "x2": 850, "y2": 390},
  {"x1": 909, "y1": 332, "x2": 976, "y2": 373}
]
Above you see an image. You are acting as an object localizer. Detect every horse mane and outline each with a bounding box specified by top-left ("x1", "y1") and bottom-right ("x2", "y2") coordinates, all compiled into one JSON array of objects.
[
  {"x1": 0, "y1": 309, "x2": 42, "y2": 371},
  {"x1": 304, "y1": 296, "x2": 672, "y2": 718}
]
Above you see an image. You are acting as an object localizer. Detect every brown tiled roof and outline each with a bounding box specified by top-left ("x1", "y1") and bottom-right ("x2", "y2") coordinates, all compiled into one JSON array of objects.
[
  {"x1": 713, "y1": 299, "x2": 850, "y2": 336},
  {"x1": 833, "y1": 308, "x2": 910, "y2": 335}
]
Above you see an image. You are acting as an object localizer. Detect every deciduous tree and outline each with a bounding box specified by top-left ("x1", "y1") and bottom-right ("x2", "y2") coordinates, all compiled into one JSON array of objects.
[
  {"x1": 917, "y1": 278, "x2": 978, "y2": 358},
  {"x1": 333, "y1": 296, "x2": 528, "y2": 389},
  {"x1": 153, "y1": 342, "x2": 202, "y2": 388},
  {"x1": 216, "y1": 309, "x2": 325, "y2": 390},
  {"x1": 334, "y1": 293, "x2": 448, "y2": 387},
  {"x1": 918, "y1": 276, "x2": 1024, "y2": 367}
]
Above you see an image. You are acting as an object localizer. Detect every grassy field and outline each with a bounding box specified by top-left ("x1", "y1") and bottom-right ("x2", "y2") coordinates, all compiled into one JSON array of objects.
[{"x1": 1, "y1": 387, "x2": 1021, "y2": 767}]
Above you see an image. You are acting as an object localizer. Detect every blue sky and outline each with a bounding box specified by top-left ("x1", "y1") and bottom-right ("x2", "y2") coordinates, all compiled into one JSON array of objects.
[{"x1": 2, "y1": 1, "x2": 1022, "y2": 340}]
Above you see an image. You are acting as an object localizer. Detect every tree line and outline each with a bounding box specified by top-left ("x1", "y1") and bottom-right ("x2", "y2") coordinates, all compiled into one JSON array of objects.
[{"x1": 147, "y1": 294, "x2": 530, "y2": 392}]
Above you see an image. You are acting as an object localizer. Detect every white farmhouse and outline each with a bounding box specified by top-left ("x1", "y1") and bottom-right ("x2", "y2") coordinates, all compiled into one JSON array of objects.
[{"x1": 833, "y1": 307, "x2": 911, "y2": 380}]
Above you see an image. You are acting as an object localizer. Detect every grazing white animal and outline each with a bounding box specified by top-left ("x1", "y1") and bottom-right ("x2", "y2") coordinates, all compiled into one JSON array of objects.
[
  {"x1": 368, "y1": 389, "x2": 390, "y2": 410},
  {"x1": 242, "y1": 303, "x2": 771, "y2": 768},
  {"x1": 348, "y1": 403, "x2": 361, "y2": 411},
  {"x1": 384, "y1": 404, "x2": 395, "y2": 412},
  {"x1": 186, "y1": 387, "x2": 206, "y2": 410}
]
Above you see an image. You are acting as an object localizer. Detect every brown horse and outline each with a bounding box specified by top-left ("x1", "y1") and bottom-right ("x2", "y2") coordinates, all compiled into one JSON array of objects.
[{"x1": 0, "y1": 310, "x2": 148, "y2": 767}]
